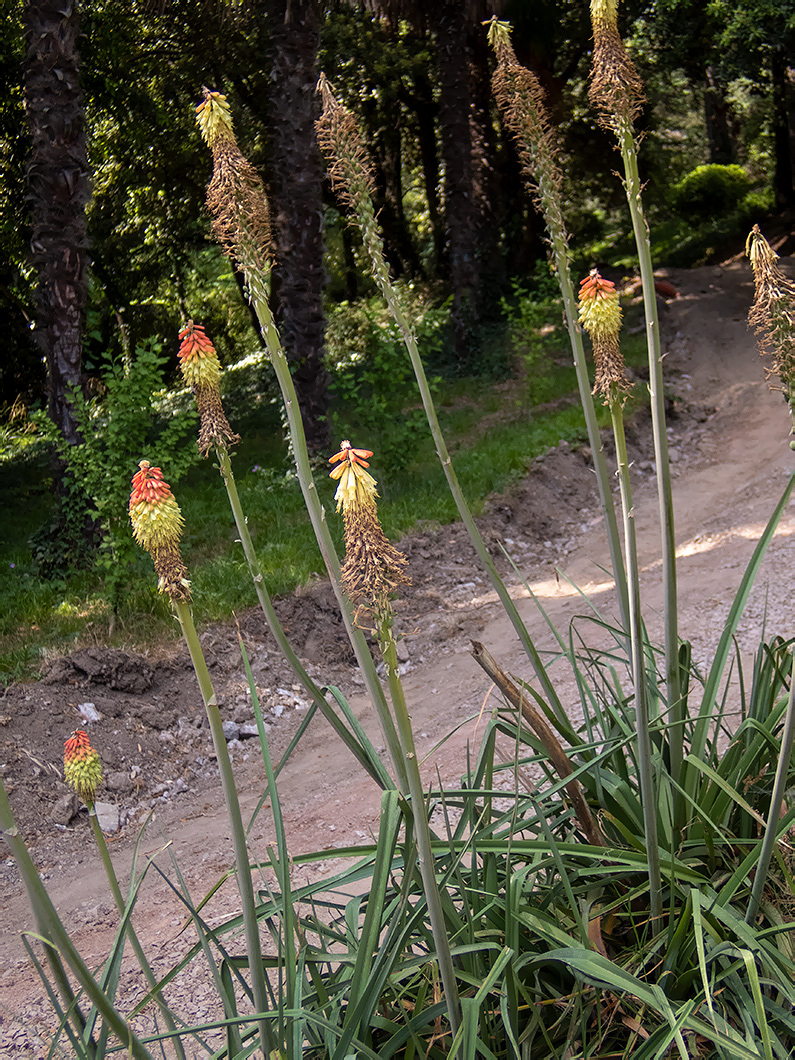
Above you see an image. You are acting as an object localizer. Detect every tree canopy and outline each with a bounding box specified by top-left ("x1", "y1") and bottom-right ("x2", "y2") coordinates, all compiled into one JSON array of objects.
[{"x1": 1, "y1": 0, "x2": 793, "y2": 419}]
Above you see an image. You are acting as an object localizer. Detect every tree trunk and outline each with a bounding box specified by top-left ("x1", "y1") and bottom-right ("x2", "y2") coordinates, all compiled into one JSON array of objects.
[
  {"x1": 703, "y1": 65, "x2": 735, "y2": 165},
  {"x1": 264, "y1": 0, "x2": 330, "y2": 451},
  {"x1": 772, "y1": 46, "x2": 795, "y2": 211},
  {"x1": 23, "y1": 0, "x2": 89, "y2": 445},
  {"x1": 432, "y1": 2, "x2": 480, "y2": 371},
  {"x1": 405, "y1": 69, "x2": 443, "y2": 271},
  {"x1": 371, "y1": 107, "x2": 421, "y2": 279},
  {"x1": 469, "y1": 5, "x2": 503, "y2": 315}
]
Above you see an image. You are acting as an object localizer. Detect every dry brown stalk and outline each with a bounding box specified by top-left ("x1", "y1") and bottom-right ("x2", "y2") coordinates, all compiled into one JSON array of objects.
[{"x1": 470, "y1": 640, "x2": 606, "y2": 847}]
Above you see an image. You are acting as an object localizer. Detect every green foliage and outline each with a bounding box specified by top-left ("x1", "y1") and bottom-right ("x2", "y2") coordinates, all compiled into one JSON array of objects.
[
  {"x1": 326, "y1": 292, "x2": 445, "y2": 472},
  {"x1": 57, "y1": 341, "x2": 199, "y2": 609},
  {"x1": 671, "y1": 163, "x2": 753, "y2": 220}
]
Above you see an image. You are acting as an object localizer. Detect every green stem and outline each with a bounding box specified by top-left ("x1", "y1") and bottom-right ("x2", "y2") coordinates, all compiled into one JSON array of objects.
[
  {"x1": 617, "y1": 117, "x2": 682, "y2": 796},
  {"x1": 377, "y1": 616, "x2": 462, "y2": 1042},
  {"x1": 172, "y1": 598, "x2": 275, "y2": 1056},
  {"x1": 355, "y1": 195, "x2": 563, "y2": 717},
  {"x1": 553, "y1": 243, "x2": 630, "y2": 633},
  {"x1": 244, "y1": 274, "x2": 409, "y2": 794},
  {"x1": 746, "y1": 651, "x2": 795, "y2": 924},
  {"x1": 89, "y1": 810, "x2": 187, "y2": 1060},
  {"x1": 610, "y1": 399, "x2": 662, "y2": 921},
  {"x1": 0, "y1": 779, "x2": 153, "y2": 1060},
  {"x1": 215, "y1": 445, "x2": 395, "y2": 789}
]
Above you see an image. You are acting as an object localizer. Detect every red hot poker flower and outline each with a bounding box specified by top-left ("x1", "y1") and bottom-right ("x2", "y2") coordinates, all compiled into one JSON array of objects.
[
  {"x1": 129, "y1": 461, "x2": 191, "y2": 601},
  {"x1": 64, "y1": 729, "x2": 103, "y2": 805},
  {"x1": 176, "y1": 322, "x2": 239, "y2": 454}
]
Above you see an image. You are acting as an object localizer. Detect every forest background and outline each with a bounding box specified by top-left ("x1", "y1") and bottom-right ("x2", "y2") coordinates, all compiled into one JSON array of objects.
[{"x1": 1, "y1": 0, "x2": 794, "y2": 679}]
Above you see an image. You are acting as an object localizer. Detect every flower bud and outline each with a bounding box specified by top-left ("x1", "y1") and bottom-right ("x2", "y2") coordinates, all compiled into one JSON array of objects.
[
  {"x1": 578, "y1": 269, "x2": 629, "y2": 398},
  {"x1": 178, "y1": 322, "x2": 240, "y2": 454},
  {"x1": 64, "y1": 729, "x2": 103, "y2": 806}
]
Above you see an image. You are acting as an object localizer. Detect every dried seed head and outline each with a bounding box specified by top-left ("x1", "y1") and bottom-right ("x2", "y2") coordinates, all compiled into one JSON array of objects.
[
  {"x1": 747, "y1": 225, "x2": 795, "y2": 384},
  {"x1": 315, "y1": 74, "x2": 377, "y2": 212},
  {"x1": 197, "y1": 88, "x2": 271, "y2": 274},
  {"x1": 589, "y1": 0, "x2": 644, "y2": 129},
  {"x1": 329, "y1": 441, "x2": 409, "y2": 614},
  {"x1": 579, "y1": 269, "x2": 630, "y2": 399},
  {"x1": 64, "y1": 729, "x2": 103, "y2": 806},
  {"x1": 747, "y1": 225, "x2": 795, "y2": 445},
  {"x1": 488, "y1": 18, "x2": 566, "y2": 249},
  {"x1": 178, "y1": 322, "x2": 240, "y2": 455},
  {"x1": 129, "y1": 461, "x2": 191, "y2": 601}
]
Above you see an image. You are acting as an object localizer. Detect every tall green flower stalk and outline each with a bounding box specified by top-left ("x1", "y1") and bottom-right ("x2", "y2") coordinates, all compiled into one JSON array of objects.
[
  {"x1": 745, "y1": 225, "x2": 795, "y2": 922},
  {"x1": 176, "y1": 321, "x2": 394, "y2": 789},
  {"x1": 329, "y1": 439, "x2": 462, "y2": 1040},
  {"x1": 314, "y1": 74, "x2": 561, "y2": 714},
  {"x1": 63, "y1": 731, "x2": 188, "y2": 1060},
  {"x1": 128, "y1": 460, "x2": 275, "y2": 1057},
  {"x1": 579, "y1": 270, "x2": 661, "y2": 919},
  {"x1": 487, "y1": 17, "x2": 629, "y2": 632},
  {"x1": 194, "y1": 88, "x2": 408, "y2": 794},
  {"x1": 588, "y1": 0, "x2": 682, "y2": 774}
]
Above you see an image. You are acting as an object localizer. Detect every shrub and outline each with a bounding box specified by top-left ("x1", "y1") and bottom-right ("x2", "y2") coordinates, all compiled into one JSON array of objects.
[
  {"x1": 326, "y1": 290, "x2": 445, "y2": 472},
  {"x1": 670, "y1": 163, "x2": 753, "y2": 220}
]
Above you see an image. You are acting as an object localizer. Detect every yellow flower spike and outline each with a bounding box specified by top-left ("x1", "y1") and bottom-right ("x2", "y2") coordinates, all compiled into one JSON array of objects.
[
  {"x1": 195, "y1": 87, "x2": 234, "y2": 147},
  {"x1": 329, "y1": 440, "x2": 378, "y2": 512},
  {"x1": 64, "y1": 729, "x2": 103, "y2": 806},
  {"x1": 129, "y1": 461, "x2": 185, "y2": 552},
  {"x1": 328, "y1": 441, "x2": 409, "y2": 613},
  {"x1": 195, "y1": 88, "x2": 271, "y2": 275},
  {"x1": 129, "y1": 461, "x2": 191, "y2": 601}
]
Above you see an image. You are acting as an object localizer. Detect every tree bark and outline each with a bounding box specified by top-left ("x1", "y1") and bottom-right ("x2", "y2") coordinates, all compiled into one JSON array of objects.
[
  {"x1": 772, "y1": 46, "x2": 795, "y2": 211},
  {"x1": 431, "y1": 2, "x2": 480, "y2": 370},
  {"x1": 264, "y1": 0, "x2": 330, "y2": 451},
  {"x1": 703, "y1": 65, "x2": 736, "y2": 165},
  {"x1": 23, "y1": 0, "x2": 89, "y2": 445}
]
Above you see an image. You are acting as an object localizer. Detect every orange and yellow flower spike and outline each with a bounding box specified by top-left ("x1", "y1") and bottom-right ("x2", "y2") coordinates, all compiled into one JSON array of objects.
[
  {"x1": 328, "y1": 441, "x2": 408, "y2": 612},
  {"x1": 64, "y1": 729, "x2": 103, "y2": 806},
  {"x1": 177, "y1": 322, "x2": 240, "y2": 454},
  {"x1": 578, "y1": 268, "x2": 630, "y2": 399},
  {"x1": 129, "y1": 461, "x2": 191, "y2": 601}
]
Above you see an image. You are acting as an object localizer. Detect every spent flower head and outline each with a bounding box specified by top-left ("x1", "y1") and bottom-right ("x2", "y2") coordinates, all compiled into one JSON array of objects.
[
  {"x1": 196, "y1": 87, "x2": 270, "y2": 276},
  {"x1": 746, "y1": 225, "x2": 795, "y2": 444},
  {"x1": 315, "y1": 75, "x2": 391, "y2": 292},
  {"x1": 487, "y1": 18, "x2": 566, "y2": 250},
  {"x1": 178, "y1": 321, "x2": 240, "y2": 454},
  {"x1": 579, "y1": 269, "x2": 630, "y2": 399},
  {"x1": 129, "y1": 460, "x2": 191, "y2": 601},
  {"x1": 329, "y1": 441, "x2": 409, "y2": 615},
  {"x1": 64, "y1": 729, "x2": 103, "y2": 806},
  {"x1": 589, "y1": 0, "x2": 644, "y2": 130}
]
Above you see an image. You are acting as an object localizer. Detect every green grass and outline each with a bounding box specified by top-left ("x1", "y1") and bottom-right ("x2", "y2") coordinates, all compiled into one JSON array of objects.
[{"x1": 0, "y1": 308, "x2": 650, "y2": 684}]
